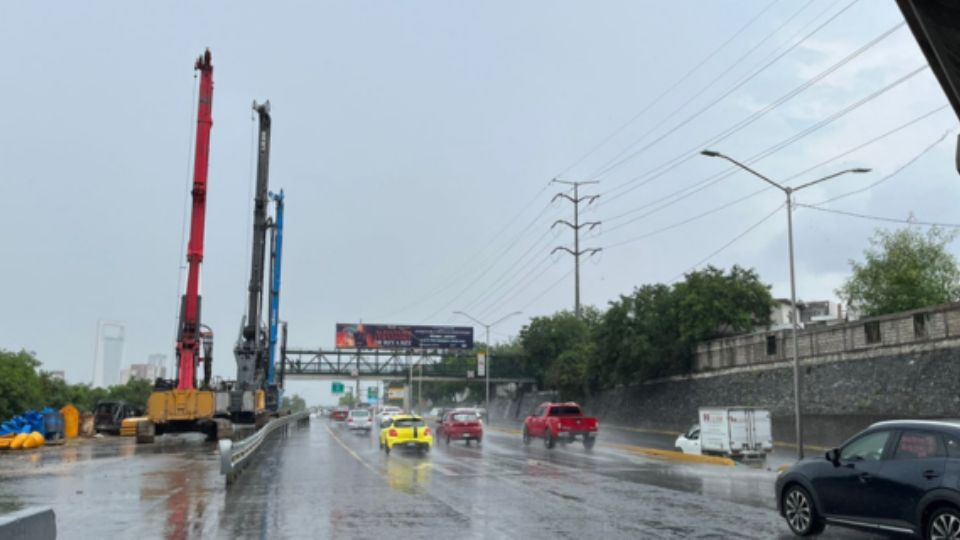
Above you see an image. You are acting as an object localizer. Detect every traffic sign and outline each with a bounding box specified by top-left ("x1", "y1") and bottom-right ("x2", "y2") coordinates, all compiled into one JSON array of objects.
[
  {"x1": 331, "y1": 382, "x2": 345, "y2": 394},
  {"x1": 477, "y1": 353, "x2": 486, "y2": 377},
  {"x1": 367, "y1": 387, "x2": 377, "y2": 399}
]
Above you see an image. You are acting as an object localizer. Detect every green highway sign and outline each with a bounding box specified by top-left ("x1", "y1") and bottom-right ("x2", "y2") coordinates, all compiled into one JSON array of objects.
[
  {"x1": 367, "y1": 387, "x2": 377, "y2": 399},
  {"x1": 331, "y1": 382, "x2": 345, "y2": 394}
]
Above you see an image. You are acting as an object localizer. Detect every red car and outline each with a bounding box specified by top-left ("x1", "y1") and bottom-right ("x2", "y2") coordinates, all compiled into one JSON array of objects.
[
  {"x1": 330, "y1": 407, "x2": 349, "y2": 421},
  {"x1": 437, "y1": 409, "x2": 483, "y2": 445},
  {"x1": 522, "y1": 402, "x2": 598, "y2": 449}
]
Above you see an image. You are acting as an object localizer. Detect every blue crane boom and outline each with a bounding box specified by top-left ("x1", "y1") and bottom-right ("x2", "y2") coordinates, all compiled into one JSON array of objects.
[{"x1": 267, "y1": 189, "x2": 285, "y2": 400}]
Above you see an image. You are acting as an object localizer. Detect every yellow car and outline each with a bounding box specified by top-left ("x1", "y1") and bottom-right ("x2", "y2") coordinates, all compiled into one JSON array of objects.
[{"x1": 379, "y1": 414, "x2": 432, "y2": 455}]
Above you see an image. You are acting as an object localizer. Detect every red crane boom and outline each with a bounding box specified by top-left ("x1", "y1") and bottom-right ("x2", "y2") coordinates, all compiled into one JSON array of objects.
[{"x1": 177, "y1": 49, "x2": 214, "y2": 390}]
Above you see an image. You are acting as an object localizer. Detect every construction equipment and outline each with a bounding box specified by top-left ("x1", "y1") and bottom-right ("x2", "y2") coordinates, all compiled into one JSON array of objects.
[
  {"x1": 266, "y1": 190, "x2": 285, "y2": 410},
  {"x1": 231, "y1": 101, "x2": 273, "y2": 424},
  {"x1": 139, "y1": 50, "x2": 231, "y2": 443}
]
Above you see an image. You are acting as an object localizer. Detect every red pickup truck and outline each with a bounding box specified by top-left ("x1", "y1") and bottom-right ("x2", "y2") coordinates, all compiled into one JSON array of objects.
[{"x1": 522, "y1": 402, "x2": 598, "y2": 450}]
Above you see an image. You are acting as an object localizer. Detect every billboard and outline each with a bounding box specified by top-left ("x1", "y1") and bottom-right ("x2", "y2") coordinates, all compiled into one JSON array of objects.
[{"x1": 335, "y1": 323, "x2": 474, "y2": 350}]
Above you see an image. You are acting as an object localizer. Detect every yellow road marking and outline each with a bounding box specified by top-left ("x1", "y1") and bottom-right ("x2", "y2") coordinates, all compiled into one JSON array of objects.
[{"x1": 489, "y1": 425, "x2": 735, "y2": 466}]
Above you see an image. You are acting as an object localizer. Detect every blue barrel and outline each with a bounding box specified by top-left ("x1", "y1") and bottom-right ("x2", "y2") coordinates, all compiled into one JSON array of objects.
[{"x1": 43, "y1": 411, "x2": 64, "y2": 439}]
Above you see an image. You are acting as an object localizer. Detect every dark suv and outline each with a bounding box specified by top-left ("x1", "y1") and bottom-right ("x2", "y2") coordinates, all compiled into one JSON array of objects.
[{"x1": 776, "y1": 420, "x2": 960, "y2": 538}]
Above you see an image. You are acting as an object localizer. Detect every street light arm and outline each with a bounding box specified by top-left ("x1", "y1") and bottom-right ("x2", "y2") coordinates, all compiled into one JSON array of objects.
[
  {"x1": 551, "y1": 193, "x2": 576, "y2": 204},
  {"x1": 792, "y1": 168, "x2": 871, "y2": 192},
  {"x1": 551, "y1": 219, "x2": 576, "y2": 230},
  {"x1": 551, "y1": 246, "x2": 577, "y2": 257},
  {"x1": 489, "y1": 311, "x2": 523, "y2": 328},
  {"x1": 700, "y1": 150, "x2": 786, "y2": 192},
  {"x1": 452, "y1": 311, "x2": 486, "y2": 328}
]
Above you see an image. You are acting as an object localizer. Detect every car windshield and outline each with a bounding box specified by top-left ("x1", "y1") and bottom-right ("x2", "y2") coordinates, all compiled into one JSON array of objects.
[
  {"x1": 451, "y1": 413, "x2": 478, "y2": 422},
  {"x1": 549, "y1": 406, "x2": 582, "y2": 416},
  {"x1": 350, "y1": 411, "x2": 369, "y2": 417}
]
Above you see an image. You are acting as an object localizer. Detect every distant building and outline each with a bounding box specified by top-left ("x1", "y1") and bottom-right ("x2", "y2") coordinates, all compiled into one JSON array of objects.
[
  {"x1": 93, "y1": 321, "x2": 125, "y2": 387},
  {"x1": 147, "y1": 353, "x2": 167, "y2": 379},
  {"x1": 120, "y1": 363, "x2": 162, "y2": 385},
  {"x1": 765, "y1": 299, "x2": 844, "y2": 332},
  {"x1": 48, "y1": 371, "x2": 65, "y2": 382}
]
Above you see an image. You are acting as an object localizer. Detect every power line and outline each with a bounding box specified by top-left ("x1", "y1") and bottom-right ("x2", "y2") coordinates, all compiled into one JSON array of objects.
[
  {"x1": 597, "y1": 64, "x2": 930, "y2": 237},
  {"x1": 796, "y1": 204, "x2": 960, "y2": 229},
  {"x1": 669, "y1": 203, "x2": 786, "y2": 282},
  {"x1": 476, "y1": 254, "x2": 557, "y2": 321},
  {"x1": 554, "y1": 0, "x2": 784, "y2": 178},
  {"x1": 594, "y1": 0, "x2": 861, "y2": 180},
  {"x1": 373, "y1": 181, "x2": 556, "y2": 322},
  {"x1": 519, "y1": 269, "x2": 575, "y2": 313},
  {"x1": 592, "y1": 0, "x2": 822, "y2": 180},
  {"x1": 598, "y1": 20, "x2": 909, "y2": 210},
  {"x1": 598, "y1": 105, "x2": 953, "y2": 250},
  {"x1": 417, "y1": 189, "x2": 569, "y2": 323},
  {"x1": 806, "y1": 129, "x2": 953, "y2": 207},
  {"x1": 456, "y1": 226, "x2": 556, "y2": 316}
]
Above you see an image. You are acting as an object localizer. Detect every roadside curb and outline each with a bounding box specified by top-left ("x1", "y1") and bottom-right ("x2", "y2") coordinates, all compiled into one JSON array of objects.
[
  {"x1": 0, "y1": 506, "x2": 56, "y2": 540},
  {"x1": 488, "y1": 425, "x2": 735, "y2": 466}
]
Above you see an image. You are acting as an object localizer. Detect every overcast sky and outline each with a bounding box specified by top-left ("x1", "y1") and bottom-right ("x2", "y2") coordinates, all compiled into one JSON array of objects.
[{"x1": 1, "y1": 1, "x2": 957, "y2": 405}]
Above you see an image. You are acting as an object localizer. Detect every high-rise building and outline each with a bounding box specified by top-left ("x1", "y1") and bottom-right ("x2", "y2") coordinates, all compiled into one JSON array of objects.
[
  {"x1": 93, "y1": 321, "x2": 125, "y2": 388},
  {"x1": 120, "y1": 363, "x2": 161, "y2": 384},
  {"x1": 48, "y1": 371, "x2": 65, "y2": 382},
  {"x1": 147, "y1": 353, "x2": 167, "y2": 379}
]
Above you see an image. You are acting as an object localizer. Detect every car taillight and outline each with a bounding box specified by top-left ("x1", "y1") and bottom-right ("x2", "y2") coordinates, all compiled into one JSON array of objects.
[
  {"x1": 389, "y1": 429, "x2": 398, "y2": 437},
  {"x1": 424, "y1": 427, "x2": 431, "y2": 436}
]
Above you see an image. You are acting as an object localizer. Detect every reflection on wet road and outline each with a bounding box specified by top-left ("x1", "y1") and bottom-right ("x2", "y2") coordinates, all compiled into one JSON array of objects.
[{"x1": 0, "y1": 420, "x2": 892, "y2": 539}]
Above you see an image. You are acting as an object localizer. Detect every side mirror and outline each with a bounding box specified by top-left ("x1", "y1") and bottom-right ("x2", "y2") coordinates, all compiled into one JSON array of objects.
[{"x1": 825, "y1": 448, "x2": 840, "y2": 464}]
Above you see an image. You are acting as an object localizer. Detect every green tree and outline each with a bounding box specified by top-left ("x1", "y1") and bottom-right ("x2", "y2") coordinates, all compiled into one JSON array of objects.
[
  {"x1": 337, "y1": 392, "x2": 357, "y2": 408},
  {"x1": 673, "y1": 265, "x2": 773, "y2": 344},
  {"x1": 593, "y1": 265, "x2": 772, "y2": 387},
  {"x1": 0, "y1": 350, "x2": 43, "y2": 420},
  {"x1": 545, "y1": 341, "x2": 594, "y2": 400},
  {"x1": 281, "y1": 393, "x2": 307, "y2": 412},
  {"x1": 839, "y1": 227, "x2": 960, "y2": 317},
  {"x1": 595, "y1": 283, "x2": 680, "y2": 386},
  {"x1": 106, "y1": 379, "x2": 153, "y2": 410},
  {"x1": 518, "y1": 308, "x2": 598, "y2": 390}
]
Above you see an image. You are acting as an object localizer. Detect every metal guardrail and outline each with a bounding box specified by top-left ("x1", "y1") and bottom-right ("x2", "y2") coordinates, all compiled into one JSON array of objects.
[{"x1": 219, "y1": 411, "x2": 310, "y2": 482}]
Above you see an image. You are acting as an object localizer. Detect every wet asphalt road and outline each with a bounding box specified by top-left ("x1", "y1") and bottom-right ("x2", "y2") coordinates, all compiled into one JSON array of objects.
[{"x1": 0, "y1": 419, "x2": 894, "y2": 539}]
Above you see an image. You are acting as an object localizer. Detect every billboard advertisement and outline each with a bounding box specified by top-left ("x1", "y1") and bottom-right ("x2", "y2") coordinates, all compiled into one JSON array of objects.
[{"x1": 335, "y1": 323, "x2": 474, "y2": 350}]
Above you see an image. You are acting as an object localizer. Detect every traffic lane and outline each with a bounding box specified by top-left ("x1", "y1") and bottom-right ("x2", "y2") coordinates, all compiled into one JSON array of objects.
[
  {"x1": 482, "y1": 425, "x2": 781, "y2": 508},
  {"x1": 0, "y1": 433, "x2": 227, "y2": 539},
  {"x1": 329, "y1": 421, "x2": 890, "y2": 539}
]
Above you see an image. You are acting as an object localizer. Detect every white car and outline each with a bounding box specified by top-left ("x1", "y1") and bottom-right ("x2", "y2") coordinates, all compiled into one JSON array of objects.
[
  {"x1": 377, "y1": 406, "x2": 402, "y2": 426},
  {"x1": 347, "y1": 409, "x2": 373, "y2": 431},
  {"x1": 675, "y1": 424, "x2": 702, "y2": 455}
]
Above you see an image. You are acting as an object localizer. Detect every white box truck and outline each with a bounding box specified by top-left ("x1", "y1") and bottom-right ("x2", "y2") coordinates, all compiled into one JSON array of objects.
[{"x1": 675, "y1": 407, "x2": 773, "y2": 458}]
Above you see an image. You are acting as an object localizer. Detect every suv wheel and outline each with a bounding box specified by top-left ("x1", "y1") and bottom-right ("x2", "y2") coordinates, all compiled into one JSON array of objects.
[
  {"x1": 783, "y1": 485, "x2": 824, "y2": 536},
  {"x1": 544, "y1": 430, "x2": 555, "y2": 450},
  {"x1": 928, "y1": 507, "x2": 960, "y2": 539}
]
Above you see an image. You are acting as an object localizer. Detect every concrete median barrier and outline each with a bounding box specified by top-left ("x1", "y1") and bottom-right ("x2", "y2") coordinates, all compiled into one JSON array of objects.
[{"x1": 0, "y1": 506, "x2": 56, "y2": 540}]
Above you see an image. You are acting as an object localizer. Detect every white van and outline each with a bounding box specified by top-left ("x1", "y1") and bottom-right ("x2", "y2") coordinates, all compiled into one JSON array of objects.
[{"x1": 675, "y1": 407, "x2": 773, "y2": 458}]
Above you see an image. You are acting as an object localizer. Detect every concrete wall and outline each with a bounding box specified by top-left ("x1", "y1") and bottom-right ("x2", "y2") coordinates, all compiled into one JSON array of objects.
[
  {"x1": 695, "y1": 302, "x2": 960, "y2": 372},
  {"x1": 492, "y1": 341, "x2": 960, "y2": 449}
]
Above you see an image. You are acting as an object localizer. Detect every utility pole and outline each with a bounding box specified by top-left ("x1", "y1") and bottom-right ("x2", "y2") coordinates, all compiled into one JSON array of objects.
[{"x1": 551, "y1": 179, "x2": 601, "y2": 318}]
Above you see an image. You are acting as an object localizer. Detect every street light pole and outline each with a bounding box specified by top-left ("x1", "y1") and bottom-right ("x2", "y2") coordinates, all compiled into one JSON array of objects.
[
  {"x1": 700, "y1": 150, "x2": 870, "y2": 460},
  {"x1": 453, "y1": 310, "x2": 523, "y2": 413}
]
